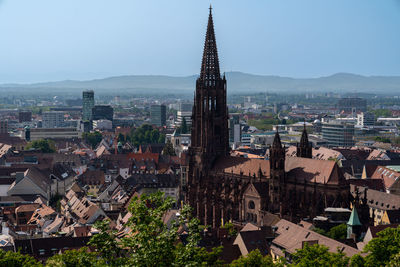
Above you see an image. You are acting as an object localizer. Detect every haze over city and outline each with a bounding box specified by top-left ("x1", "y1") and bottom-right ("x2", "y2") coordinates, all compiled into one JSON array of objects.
[{"x1": 1, "y1": 0, "x2": 400, "y2": 83}]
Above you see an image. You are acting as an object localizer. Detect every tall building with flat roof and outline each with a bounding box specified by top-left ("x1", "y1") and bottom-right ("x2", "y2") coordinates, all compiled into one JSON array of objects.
[
  {"x1": 0, "y1": 120, "x2": 8, "y2": 134},
  {"x1": 357, "y1": 112, "x2": 375, "y2": 127},
  {"x1": 42, "y1": 111, "x2": 64, "y2": 128},
  {"x1": 82, "y1": 90, "x2": 94, "y2": 121},
  {"x1": 92, "y1": 105, "x2": 114, "y2": 121},
  {"x1": 322, "y1": 120, "x2": 355, "y2": 147},
  {"x1": 150, "y1": 105, "x2": 166, "y2": 127}
]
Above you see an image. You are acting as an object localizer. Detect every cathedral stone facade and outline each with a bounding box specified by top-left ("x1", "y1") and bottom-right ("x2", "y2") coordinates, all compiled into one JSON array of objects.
[{"x1": 186, "y1": 8, "x2": 350, "y2": 228}]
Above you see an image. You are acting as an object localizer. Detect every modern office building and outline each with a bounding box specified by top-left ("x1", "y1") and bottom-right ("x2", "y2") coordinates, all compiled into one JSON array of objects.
[
  {"x1": 18, "y1": 111, "x2": 32, "y2": 123},
  {"x1": 322, "y1": 120, "x2": 355, "y2": 147},
  {"x1": 229, "y1": 114, "x2": 241, "y2": 144},
  {"x1": 357, "y1": 112, "x2": 375, "y2": 127},
  {"x1": 241, "y1": 133, "x2": 252, "y2": 147},
  {"x1": 176, "y1": 111, "x2": 192, "y2": 127},
  {"x1": 337, "y1": 97, "x2": 367, "y2": 113},
  {"x1": 150, "y1": 104, "x2": 166, "y2": 127},
  {"x1": 92, "y1": 105, "x2": 114, "y2": 121},
  {"x1": 179, "y1": 103, "x2": 193, "y2": 112},
  {"x1": 175, "y1": 103, "x2": 193, "y2": 127},
  {"x1": 0, "y1": 120, "x2": 8, "y2": 134},
  {"x1": 42, "y1": 111, "x2": 64, "y2": 128},
  {"x1": 93, "y1": 119, "x2": 113, "y2": 130},
  {"x1": 82, "y1": 90, "x2": 95, "y2": 121},
  {"x1": 28, "y1": 128, "x2": 82, "y2": 141}
]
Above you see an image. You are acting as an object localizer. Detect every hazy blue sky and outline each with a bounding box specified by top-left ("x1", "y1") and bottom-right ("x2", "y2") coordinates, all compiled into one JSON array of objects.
[{"x1": 1, "y1": 0, "x2": 399, "y2": 83}]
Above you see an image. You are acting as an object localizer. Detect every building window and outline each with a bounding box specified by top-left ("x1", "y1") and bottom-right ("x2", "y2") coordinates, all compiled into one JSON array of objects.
[{"x1": 248, "y1": 200, "x2": 255, "y2": 209}]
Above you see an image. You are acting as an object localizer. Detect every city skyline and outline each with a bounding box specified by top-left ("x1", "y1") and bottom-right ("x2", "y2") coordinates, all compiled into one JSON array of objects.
[{"x1": 1, "y1": 0, "x2": 400, "y2": 83}]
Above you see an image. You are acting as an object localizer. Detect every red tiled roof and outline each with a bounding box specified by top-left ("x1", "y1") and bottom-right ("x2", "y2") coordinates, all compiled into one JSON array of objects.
[
  {"x1": 273, "y1": 219, "x2": 360, "y2": 257},
  {"x1": 213, "y1": 156, "x2": 344, "y2": 185},
  {"x1": 371, "y1": 166, "x2": 400, "y2": 190},
  {"x1": 127, "y1": 152, "x2": 159, "y2": 164}
]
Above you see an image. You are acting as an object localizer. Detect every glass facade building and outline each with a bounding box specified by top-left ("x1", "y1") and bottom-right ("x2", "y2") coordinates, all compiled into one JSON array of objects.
[
  {"x1": 150, "y1": 104, "x2": 166, "y2": 127},
  {"x1": 82, "y1": 90, "x2": 94, "y2": 121}
]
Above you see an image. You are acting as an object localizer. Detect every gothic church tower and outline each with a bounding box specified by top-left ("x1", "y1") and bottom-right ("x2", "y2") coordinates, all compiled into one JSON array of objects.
[{"x1": 187, "y1": 7, "x2": 229, "y2": 224}]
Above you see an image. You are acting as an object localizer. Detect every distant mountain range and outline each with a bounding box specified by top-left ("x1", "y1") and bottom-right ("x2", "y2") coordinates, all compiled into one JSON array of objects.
[{"x1": 1, "y1": 72, "x2": 400, "y2": 94}]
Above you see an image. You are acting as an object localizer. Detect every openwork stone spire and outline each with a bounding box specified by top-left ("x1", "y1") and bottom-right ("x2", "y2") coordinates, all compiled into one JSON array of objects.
[
  {"x1": 297, "y1": 122, "x2": 312, "y2": 158},
  {"x1": 272, "y1": 130, "x2": 282, "y2": 149},
  {"x1": 200, "y1": 6, "x2": 221, "y2": 83},
  {"x1": 300, "y1": 124, "x2": 309, "y2": 147}
]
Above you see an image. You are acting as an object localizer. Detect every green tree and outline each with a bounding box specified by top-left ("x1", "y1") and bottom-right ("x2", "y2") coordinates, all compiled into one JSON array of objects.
[
  {"x1": 121, "y1": 192, "x2": 223, "y2": 266},
  {"x1": 230, "y1": 249, "x2": 275, "y2": 267},
  {"x1": 327, "y1": 224, "x2": 347, "y2": 240},
  {"x1": 363, "y1": 225, "x2": 400, "y2": 266},
  {"x1": 0, "y1": 250, "x2": 41, "y2": 267},
  {"x1": 388, "y1": 251, "x2": 400, "y2": 267},
  {"x1": 117, "y1": 133, "x2": 125, "y2": 143},
  {"x1": 26, "y1": 139, "x2": 56, "y2": 153},
  {"x1": 291, "y1": 243, "x2": 349, "y2": 267},
  {"x1": 82, "y1": 132, "x2": 103, "y2": 149},
  {"x1": 350, "y1": 254, "x2": 365, "y2": 267},
  {"x1": 312, "y1": 227, "x2": 327, "y2": 236},
  {"x1": 45, "y1": 247, "x2": 104, "y2": 267},
  {"x1": 371, "y1": 109, "x2": 391, "y2": 118},
  {"x1": 88, "y1": 220, "x2": 125, "y2": 266},
  {"x1": 374, "y1": 136, "x2": 391, "y2": 143},
  {"x1": 221, "y1": 221, "x2": 237, "y2": 237},
  {"x1": 158, "y1": 133, "x2": 166, "y2": 143},
  {"x1": 162, "y1": 140, "x2": 176, "y2": 156},
  {"x1": 49, "y1": 193, "x2": 63, "y2": 212},
  {"x1": 129, "y1": 124, "x2": 165, "y2": 148}
]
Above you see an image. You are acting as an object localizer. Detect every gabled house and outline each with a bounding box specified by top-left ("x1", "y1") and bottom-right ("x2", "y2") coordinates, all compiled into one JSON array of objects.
[
  {"x1": 233, "y1": 225, "x2": 274, "y2": 256},
  {"x1": 271, "y1": 219, "x2": 360, "y2": 262},
  {"x1": 370, "y1": 165, "x2": 400, "y2": 194},
  {"x1": 50, "y1": 163, "x2": 77, "y2": 196},
  {"x1": 8, "y1": 168, "x2": 52, "y2": 200},
  {"x1": 61, "y1": 188, "x2": 106, "y2": 225}
]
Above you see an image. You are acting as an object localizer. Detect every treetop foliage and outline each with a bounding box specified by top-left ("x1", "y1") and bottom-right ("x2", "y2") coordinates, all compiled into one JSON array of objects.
[
  {"x1": 2, "y1": 196, "x2": 400, "y2": 267},
  {"x1": 26, "y1": 139, "x2": 56, "y2": 153},
  {"x1": 129, "y1": 124, "x2": 165, "y2": 148}
]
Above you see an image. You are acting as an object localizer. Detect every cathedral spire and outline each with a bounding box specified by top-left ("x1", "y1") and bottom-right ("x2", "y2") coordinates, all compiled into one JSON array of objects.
[
  {"x1": 297, "y1": 121, "x2": 312, "y2": 158},
  {"x1": 272, "y1": 129, "x2": 282, "y2": 149},
  {"x1": 300, "y1": 123, "x2": 309, "y2": 147},
  {"x1": 190, "y1": 7, "x2": 229, "y2": 158},
  {"x1": 200, "y1": 6, "x2": 221, "y2": 82}
]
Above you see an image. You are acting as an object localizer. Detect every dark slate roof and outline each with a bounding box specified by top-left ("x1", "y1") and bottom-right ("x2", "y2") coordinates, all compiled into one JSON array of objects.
[
  {"x1": 237, "y1": 229, "x2": 271, "y2": 255},
  {"x1": 14, "y1": 236, "x2": 91, "y2": 260},
  {"x1": 25, "y1": 167, "x2": 52, "y2": 192},
  {"x1": 124, "y1": 173, "x2": 177, "y2": 190},
  {"x1": 51, "y1": 163, "x2": 75, "y2": 180},
  {"x1": 351, "y1": 185, "x2": 400, "y2": 210}
]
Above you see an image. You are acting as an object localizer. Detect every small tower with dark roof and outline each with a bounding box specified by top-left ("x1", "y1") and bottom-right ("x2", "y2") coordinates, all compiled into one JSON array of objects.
[{"x1": 297, "y1": 123, "x2": 312, "y2": 158}]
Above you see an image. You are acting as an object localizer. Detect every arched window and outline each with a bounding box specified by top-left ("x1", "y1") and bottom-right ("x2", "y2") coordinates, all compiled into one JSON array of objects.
[{"x1": 248, "y1": 200, "x2": 255, "y2": 209}]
